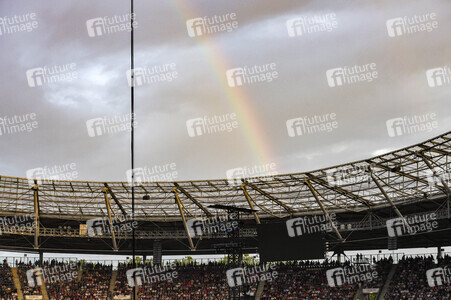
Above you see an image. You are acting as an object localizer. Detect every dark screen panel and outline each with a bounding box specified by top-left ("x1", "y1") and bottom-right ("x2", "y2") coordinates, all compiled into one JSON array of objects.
[{"x1": 257, "y1": 222, "x2": 325, "y2": 261}]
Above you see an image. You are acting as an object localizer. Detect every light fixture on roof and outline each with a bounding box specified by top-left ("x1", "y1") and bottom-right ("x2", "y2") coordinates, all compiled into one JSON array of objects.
[{"x1": 391, "y1": 164, "x2": 401, "y2": 173}]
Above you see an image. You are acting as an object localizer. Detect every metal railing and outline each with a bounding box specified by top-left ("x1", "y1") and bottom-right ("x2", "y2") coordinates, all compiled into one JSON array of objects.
[
  {"x1": 0, "y1": 203, "x2": 447, "y2": 240},
  {"x1": 0, "y1": 226, "x2": 257, "y2": 239}
]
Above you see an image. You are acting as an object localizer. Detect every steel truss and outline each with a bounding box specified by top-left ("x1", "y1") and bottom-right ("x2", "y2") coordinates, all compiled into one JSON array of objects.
[{"x1": 0, "y1": 132, "x2": 448, "y2": 228}]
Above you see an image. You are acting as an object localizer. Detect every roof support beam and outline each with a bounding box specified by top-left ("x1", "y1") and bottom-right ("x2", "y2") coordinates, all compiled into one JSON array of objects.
[
  {"x1": 172, "y1": 187, "x2": 195, "y2": 250},
  {"x1": 173, "y1": 183, "x2": 212, "y2": 217},
  {"x1": 104, "y1": 183, "x2": 127, "y2": 217},
  {"x1": 418, "y1": 144, "x2": 451, "y2": 156},
  {"x1": 241, "y1": 184, "x2": 260, "y2": 224},
  {"x1": 244, "y1": 181, "x2": 294, "y2": 214},
  {"x1": 304, "y1": 180, "x2": 343, "y2": 241},
  {"x1": 32, "y1": 183, "x2": 40, "y2": 250},
  {"x1": 418, "y1": 153, "x2": 451, "y2": 195},
  {"x1": 306, "y1": 173, "x2": 371, "y2": 207},
  {"x1": 368, "y1": 169, "x2": 413, "y2": 232},
  {"x1": 102, "y1": 187, "x2": 118, "y2": 252},
  {"x1": 369, "y1": 161, "x2": 446, "y2": 193}
]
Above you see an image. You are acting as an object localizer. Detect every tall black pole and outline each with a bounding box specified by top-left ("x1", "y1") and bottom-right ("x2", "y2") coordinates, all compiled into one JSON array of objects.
[{"x1": 130, "y1": 0, "x2": 136, "y2": 298}]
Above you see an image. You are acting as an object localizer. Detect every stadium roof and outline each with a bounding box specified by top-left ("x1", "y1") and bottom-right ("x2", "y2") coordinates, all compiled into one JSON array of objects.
[{"x1": 0, "y1": 132, "x2": 449, "y2": 223}]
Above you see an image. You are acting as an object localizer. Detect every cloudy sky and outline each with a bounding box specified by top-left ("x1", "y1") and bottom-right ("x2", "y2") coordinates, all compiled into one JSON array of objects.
[{"x1": 0, "y1": 0, "x2": 450, "y2": 182}]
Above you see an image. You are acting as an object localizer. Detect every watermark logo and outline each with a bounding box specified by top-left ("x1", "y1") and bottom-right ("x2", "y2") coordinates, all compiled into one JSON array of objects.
[
  {"x1": 126, "y1": 64, "x2": 178, "y2": 87},
  {"x1": 287, "y1": 13, "x2": 337, "y2": 37},
  {"x1": 26, "y1": 268, "x2": 43, "y2": 287},
  {"x1": 386, "y1": 13, "x2": 438, "y2": 38},
  {"x1": 86, "y1": 13, "x2": 137, "y2": 37},
  {"x1": 26, "y1": 63, "x2": 77, "y2": 87},
  {"x1": 426, "y1": 267, "x2": 450, "y2": 287},
  {"x1": 186, "y1": 13, "x2": 238, "y2": 37},
  {"x1": 386, "y1": 212, "x2": 438, "y2": 237},
  {"x1": 226, "y1": 264, "x2": 278, "y2": 287},
  {"x1": 27, "y1": 264, "x2": 78, "y2": 287},
  {"x1": 0, "y1": 13, "x2": 38, "y2": 36},
  {"x1": 326, "y1": 165, "x2": 371, "y2": 187},
  {"x1": 426, "y1": 66, "x2": 451, "y2": 87},
  {"x1": 126, "y1": 264, "x2": 178, "y2": 287},
  {"x1": 286, "y1": 213, "x2": 336, "y2": 237},
  {"x1": 186, "y1": 113, "x2": 238, "y2": 138},
  {"x1": 87, "y1": 215, "x2": 138, "y2": 237},
  {"x1": 86, "y1": 113, "x2": 136, "y2": 137},
  {"x1": 386, "y1": 113, "x2": 438, "y2": 138},
  {"x1": 126, "y1": 163, "x2": 178, "y2": 185},
  {"x1": 326, "y1": 63, "x2": 377, "y2": 87},
  {"x1": 286, "y1": 113, "x2": 338, "y2": 137},
  {"x1": 0, "y1": 213, "x2": 35, "y2": 236},
  {"x1": 226, "y1": 163, "x2": 278, "y2": 186},
  {"x1": 26, "y1": 163, "x2": 78, "y2": 186},
  {"x1": 0, "y1": 113, "x2": 38, "y2": 136},
  {"x1": 226, "y1": 63, "x2": 278, "y2": 87},
  {"x1": 187, "y1": 213, "x2": 238, "y2": 238},
  {"x1": 326, "y1": 265, "x2": 378, "y2": 287}
]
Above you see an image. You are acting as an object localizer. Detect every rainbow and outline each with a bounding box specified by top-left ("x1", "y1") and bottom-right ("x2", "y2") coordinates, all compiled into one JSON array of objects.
[{"x1": 167, "y1": 0, "x2": 276, "y2": 169}]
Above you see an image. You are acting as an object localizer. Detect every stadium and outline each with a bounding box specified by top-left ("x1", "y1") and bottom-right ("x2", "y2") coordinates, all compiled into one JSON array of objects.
[
  {"x1": 1, "y1": 0, "x2": 450, "y2": 299},
  {"x1": 0, "y1": 132, "x2": 449, "y2": 299}
]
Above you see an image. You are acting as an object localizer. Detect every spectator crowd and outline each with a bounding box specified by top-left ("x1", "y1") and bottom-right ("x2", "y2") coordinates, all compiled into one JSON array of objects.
[{"x1": 0, "y1": 255, "x2": 449, "y2": 299}]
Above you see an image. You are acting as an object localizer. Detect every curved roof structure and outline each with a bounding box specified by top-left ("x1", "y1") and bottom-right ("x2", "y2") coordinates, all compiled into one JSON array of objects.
[{"x1": 0, "y1": 132, "x2": 449, "y2": 222}]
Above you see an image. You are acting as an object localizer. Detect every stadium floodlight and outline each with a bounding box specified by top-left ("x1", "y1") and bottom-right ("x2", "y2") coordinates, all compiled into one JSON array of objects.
[{"x1": 390, "y1": 165, "x2": 402, "y2": 173}]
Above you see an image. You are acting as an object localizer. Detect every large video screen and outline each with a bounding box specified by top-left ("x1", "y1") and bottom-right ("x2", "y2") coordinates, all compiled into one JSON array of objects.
[{"x1": 257, "y1": 221, "x2": 325, "y2": 261}]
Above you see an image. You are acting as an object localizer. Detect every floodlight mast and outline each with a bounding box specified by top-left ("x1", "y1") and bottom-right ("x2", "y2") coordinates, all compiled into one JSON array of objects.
[{"x1": 130, "y1": 0, "x2": 136, "y2": 299}]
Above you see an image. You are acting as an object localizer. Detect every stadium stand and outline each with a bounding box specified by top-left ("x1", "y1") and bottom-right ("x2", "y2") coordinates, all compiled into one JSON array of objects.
[
  {"x1": 0, "y1": 256, "x2": 448, "y2": 299},
  {"x1": 17, "y1": 262, "x2": 43, "y2": 298},
  {"x1": 114, "y1": 262, "x2": 232, "y2": 299},
  {"x1": 260, "y1": 259, "x2": 391, "y2": 300},
  {"x1": 0, "y1": 260, "x2": 16, "y2": 300},
  {"x1": 384, "y1": 255, "x2": 451, "y2": 299},
  {"x1": 46, "y1": 262, "x2": 111, "y2": 299}
]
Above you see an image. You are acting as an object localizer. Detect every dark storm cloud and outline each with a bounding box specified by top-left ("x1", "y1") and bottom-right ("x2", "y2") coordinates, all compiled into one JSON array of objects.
[{"x1": 0, "y1": 0, "x2": 450, "y2": 181}]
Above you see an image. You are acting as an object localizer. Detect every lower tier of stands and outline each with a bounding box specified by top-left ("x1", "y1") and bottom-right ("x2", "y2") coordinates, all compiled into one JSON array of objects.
[{"x1": 0, "y1": 256, "x2": 449, "y2": 299}]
